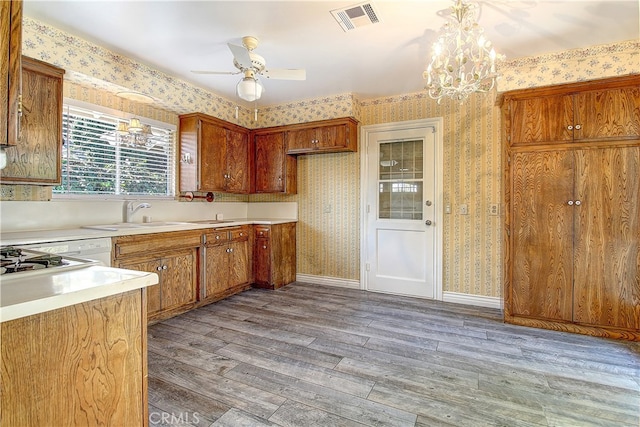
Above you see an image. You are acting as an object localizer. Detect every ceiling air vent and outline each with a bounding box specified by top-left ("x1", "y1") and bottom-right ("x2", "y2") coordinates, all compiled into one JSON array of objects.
[{"x1": 331, "y1": 2, "x2": 381, "y2": 32}]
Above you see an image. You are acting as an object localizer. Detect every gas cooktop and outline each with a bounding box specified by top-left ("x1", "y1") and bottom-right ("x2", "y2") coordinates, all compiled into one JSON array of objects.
[{"x1": 0, "y1": 246, "x2": 97, "y2": 280}]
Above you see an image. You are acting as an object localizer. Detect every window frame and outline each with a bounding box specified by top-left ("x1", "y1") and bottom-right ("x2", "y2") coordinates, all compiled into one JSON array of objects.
[{"x1": 53, "y1": 99, "x2": 177, "y2": 200}]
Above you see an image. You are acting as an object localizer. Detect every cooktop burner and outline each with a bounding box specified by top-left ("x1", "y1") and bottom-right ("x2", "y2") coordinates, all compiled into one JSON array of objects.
[{"x1": 1, "y1": 246, "x2": 69, "y2": 276}]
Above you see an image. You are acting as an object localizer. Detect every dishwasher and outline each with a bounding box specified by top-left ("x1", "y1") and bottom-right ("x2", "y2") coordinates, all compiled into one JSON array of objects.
[{"x1": 21, "y1": 238, "x2": 113, "y2": 266}]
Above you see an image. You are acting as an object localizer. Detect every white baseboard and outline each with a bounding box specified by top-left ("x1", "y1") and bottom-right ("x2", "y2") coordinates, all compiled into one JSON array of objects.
[
  {"x1": 443, "y1": 291, "x2": 502, "y2": 309},
  {"x1": 296, "y1": 274, "x2": 360, "y2": 289}
]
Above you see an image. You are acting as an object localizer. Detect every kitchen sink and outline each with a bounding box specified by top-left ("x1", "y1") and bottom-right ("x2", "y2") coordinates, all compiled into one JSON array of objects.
[
  {"x1": 81, "y1": 222, "x2": 192, "y2": 231},
  {"x1": 189, "y1": 219, "x2": 236, "y2": 224}
]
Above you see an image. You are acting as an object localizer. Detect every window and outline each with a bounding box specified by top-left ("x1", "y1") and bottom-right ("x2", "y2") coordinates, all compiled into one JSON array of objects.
[
  {"x1": 54, "y1": 102, "x2": 176, "y2": 197},
  {"x1": 378, "y1": 139, "x2": 424, "y2": 220}
]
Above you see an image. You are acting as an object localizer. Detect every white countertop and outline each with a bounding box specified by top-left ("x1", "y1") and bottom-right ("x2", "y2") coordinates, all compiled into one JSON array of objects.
[
  {"x1": 0, "y1": 265, "x2": 158, "y2": 322},
  {"x1": 0, "y1": 218, "x2": 298, "y2": 246}
]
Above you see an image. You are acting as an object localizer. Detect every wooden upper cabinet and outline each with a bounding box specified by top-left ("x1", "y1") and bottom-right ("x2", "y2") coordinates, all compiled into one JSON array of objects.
[
  {"x1": 574, "y1": 87, "x2": 640, "y2": 141},
  {"x1": 254, "y1": 130, "x2": 296, "y2": 194},
  {"x1": 505, "y1": 75, "x2": 640, "y2": 146},
  {"x1": 1, "y1": 0, "x2": 22, "y2": 148},
  {"x1": 179, "y1": 113, "x2": 252, "y2": 194},
  {"x1": 285, "y1": 117, "x2": 358, "y2": 154},
  {"x1": 508, "y1": 95, "x2": 574, "y2": 145},
  {"x1": 1, "y1": 57, "x2": 64, "y2": 184}
]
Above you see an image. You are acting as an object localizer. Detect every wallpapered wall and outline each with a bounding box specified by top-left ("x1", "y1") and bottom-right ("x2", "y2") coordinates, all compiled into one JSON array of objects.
[{"x1": 6, "y1": 17, "x2": 639, "y2": 297}]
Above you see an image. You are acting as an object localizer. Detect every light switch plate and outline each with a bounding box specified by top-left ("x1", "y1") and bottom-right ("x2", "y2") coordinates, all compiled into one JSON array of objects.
[{"x1": 460, "y1": 204, "x2": 468, "y2": 215}]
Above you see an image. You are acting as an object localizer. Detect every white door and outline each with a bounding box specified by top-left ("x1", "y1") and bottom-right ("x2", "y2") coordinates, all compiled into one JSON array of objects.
[{"x1": 361, "y1": 119, "x2": 442, "y2": 299}]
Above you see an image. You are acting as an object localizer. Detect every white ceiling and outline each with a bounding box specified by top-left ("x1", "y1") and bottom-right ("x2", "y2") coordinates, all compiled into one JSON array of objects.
[{"x1": 23, "y1": 1, "x2": 640, "y2": 106}]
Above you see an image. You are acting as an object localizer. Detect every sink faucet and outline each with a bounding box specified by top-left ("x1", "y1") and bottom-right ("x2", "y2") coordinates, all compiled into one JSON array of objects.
[{"x1": 123, "y1": 201, "x2": 151, "y2": 223}]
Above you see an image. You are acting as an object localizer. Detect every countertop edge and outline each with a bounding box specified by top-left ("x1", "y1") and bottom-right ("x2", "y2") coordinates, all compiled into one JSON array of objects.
[{"x1": 0, "y1": 267, "x2": 159, "y2": 323}]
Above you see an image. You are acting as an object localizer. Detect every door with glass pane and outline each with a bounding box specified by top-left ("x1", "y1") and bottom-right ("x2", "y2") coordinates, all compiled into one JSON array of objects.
[{"x1": 364, "y1": 124, "x2": 437, "y2": 298}]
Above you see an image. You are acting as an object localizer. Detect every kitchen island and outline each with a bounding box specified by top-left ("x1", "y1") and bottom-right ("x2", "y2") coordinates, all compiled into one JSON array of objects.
[{"x1": 1, "y1": 264, "x2": 158, "y2": 426}]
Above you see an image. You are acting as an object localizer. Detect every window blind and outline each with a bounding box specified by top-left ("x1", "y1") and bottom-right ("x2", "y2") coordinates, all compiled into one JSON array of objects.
[{"x1": 55, "y1": 104, "x2": 175, "y2": 197}]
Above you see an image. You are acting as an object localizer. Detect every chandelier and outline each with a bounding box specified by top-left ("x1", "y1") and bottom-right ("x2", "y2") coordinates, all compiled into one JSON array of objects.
[
  {"x1": 115, "y1": 118, "x2": 153, "y2": 147},
  {"x1": 423, "y1": 0, "x2": 502, "y2": 104}
]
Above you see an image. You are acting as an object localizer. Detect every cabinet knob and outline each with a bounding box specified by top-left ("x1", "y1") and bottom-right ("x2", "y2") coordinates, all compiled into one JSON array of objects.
[
  {"x1": 156, "y1": 266, "x2": 162, "y2": 271},
  {"x1": 216, "y1": 235, "x2": 220, "y2": 240},
  {"x1": 575, "y1": 124, "x2": 582, "y2": 130},
  {"x1": 239, "y1": 232, "x2": 243, "y2": 236},
  {"x1": 567, "y1": 125, "x2": 573, "y2": 131},
  {"x1": 568, "y1": 200, "x2": 574, "y2": 206},
  {"x1": 162, "y1": 265, "x2": 168, "y2": 270},
  {"x1": 575, "y1": 200, "x2": 581, "y2": 206},
  {"x1": 263, "y1": 245, "x2": 267, "y2": 249}
]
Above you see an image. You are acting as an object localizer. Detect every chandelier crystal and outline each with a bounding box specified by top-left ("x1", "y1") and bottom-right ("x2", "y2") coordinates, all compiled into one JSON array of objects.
[
  {"x1": 115, "y1": 118, "x2": 154, "y2": 147},
  {"x1": 423, "y1": 0, "x2": 502, "y2": 104}
]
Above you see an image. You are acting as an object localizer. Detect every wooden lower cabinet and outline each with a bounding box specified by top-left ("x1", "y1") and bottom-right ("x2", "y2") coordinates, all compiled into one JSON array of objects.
[
  {"x1": 114, "y1": 230, "x2": 200, "y2": 322},
  {"x1": 1, "y1": 290, "x2": 148, "y2": 425},
  {"x1": 253, "y1": 223, "x2": 296, "y2": 289},
  {"x1": 203, "y1": 226, "x2": 252, "y2": 301}
]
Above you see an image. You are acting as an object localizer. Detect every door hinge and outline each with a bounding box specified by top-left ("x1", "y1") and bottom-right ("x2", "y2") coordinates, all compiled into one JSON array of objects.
[
  {"x1": 365, "y1": 263, "x2": 370, "y2": 271},
  {"x1": 366, "y1": 204, "x2": 370, "y2": 214}
]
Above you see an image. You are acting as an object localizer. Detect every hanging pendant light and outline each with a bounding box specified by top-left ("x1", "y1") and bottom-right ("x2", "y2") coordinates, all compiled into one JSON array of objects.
[
  {"x1": 423, "y1": 0, "x2": 503, "y2": 104},
  {"x1": 236, "y1": 70, "x2": 264, "y2": 102}
]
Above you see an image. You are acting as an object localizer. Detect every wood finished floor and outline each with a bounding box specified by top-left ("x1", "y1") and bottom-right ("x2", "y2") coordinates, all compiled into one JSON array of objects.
[{"x1": 147, "y1": 283, "x2": 640, "y2": 427}]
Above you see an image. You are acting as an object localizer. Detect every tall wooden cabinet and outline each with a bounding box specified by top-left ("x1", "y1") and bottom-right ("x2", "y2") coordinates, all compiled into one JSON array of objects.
[
  {"x1": 1, "y1": 0, "x2": 22, "y2": 148},
  {"x1": 179, "y1": 113, "x2": 252, "y2": 194},
  {"x1": 253, "y1": 223, "x2": 297, "y2": 289},
  {"x1": 253, "y1": 129, "x2": 297, "y2": 194},
  {"x1": 502, "y1": 75, "x2": 640, "y2": 341}
]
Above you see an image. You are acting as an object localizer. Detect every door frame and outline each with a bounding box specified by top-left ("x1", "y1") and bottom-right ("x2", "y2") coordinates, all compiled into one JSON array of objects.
[{"x1": 359, "y1": 118, "x2": 444, "y2": 300}]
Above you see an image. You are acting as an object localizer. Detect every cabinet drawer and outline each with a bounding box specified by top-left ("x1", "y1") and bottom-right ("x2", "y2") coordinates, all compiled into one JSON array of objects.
[
  {"x1": 206, "y1": 230, "x2": 229, "y2": 245},
  {"x1": 230, "y1": 226, "x2": 250, "y2": 241},
  {"x1": 255, "y1": 226, "x2": 270, "y2": 238},
  {"x1": 114, "y1": 230, "x2": 202, "y2": 258}
]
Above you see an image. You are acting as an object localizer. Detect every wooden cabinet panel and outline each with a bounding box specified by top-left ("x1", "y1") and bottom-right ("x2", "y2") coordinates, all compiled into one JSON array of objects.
[
  {"x1": 575, "y1": 87, "x2": 640, "y2": 141},
  {"x1": 509, "y1": 95, "x2": 573, "y2": 145},
  {"x1": 178, "y1": 113, "x2": 251, "y2": 194},
  {"x1": 254, "y1": 131, "x2": 296, "y2": 194},
  {"x1": 200, "y1": 119, "x2": 226, "y2": 191},
  {"x1": 573, "y1": 147, "x2": 640, "y2": 329},
  {"x1": 253, "y1": 223, "x2": 296, "y2": 289},
  {"x1": 285, "y1": 117, "x2": 358, "y2": 154},
  {"x1": 114, "y1": 231, "x2": 200, "y2": 321},
  {"x1": 1, "y1": 290, "x2": 147, "y2": 425},
  {"x1": 1, "y1": 57, "x2": 64, "y2": 183},
  {"x1": 1, "y1": 0, "x2": 22, "y2": 147},
  {"x1": 510, "y1": 151, "x2": 574, "y2": 321},
  {"x1": 203, "y1": 225, "x2": 252, "y2": 300}
]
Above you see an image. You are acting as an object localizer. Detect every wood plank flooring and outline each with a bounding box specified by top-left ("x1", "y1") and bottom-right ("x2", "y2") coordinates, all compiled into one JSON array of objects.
[{"x1": 148, "y1": 283, "x2": 640, "y2": 427}]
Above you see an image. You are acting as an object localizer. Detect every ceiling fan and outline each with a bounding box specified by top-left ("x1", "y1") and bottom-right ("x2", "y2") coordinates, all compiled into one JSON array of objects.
[{"x1": 192, "y1": 36, "x2": 306, "y2": 102}]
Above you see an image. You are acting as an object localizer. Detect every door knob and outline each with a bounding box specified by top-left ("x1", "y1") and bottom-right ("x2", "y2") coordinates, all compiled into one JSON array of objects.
[{"x1": 425, "y1": 220, "x2": 432, "y2": 226}]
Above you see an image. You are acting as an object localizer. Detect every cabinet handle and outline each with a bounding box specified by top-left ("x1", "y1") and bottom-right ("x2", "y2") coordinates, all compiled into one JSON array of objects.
[
  {"x1": 16, "y1": 95, "x2": 23, "y2": 141},
  {"x1": 239, "y1": 232, "x2": 243, "y2": 236},
  {"x1": 162, "y1": 265, "x2": 168, "y2": 270},
  {"x1": 567, "y1": 125, "x2": 573, "y2": 131},
  {"x1": 216, "y1": 235, "x2": 220, "y2": 240},
  {"x1": 575, "y1": 124, "x2": 582, "y2": 130},
  {"x1": 263, "y1": 245, "x2": 267, "y2": 249},
  {"x1": 156, "y1": 266, "x2": 162, "y2": 271},
  {"x1": 568, "y1": 200, "x2": 574, "y2": 206},
  {"x1": 575, "y1": 200, "x2": 581, "y2": 206}
]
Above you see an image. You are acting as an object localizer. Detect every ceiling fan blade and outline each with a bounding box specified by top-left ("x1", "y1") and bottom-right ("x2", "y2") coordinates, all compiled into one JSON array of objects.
[
  {"x1": 262, "y1": 68, "x2": 306, "y2": 80},
  {"x1": 227, "y1": 42, "x2": 253, "y2": 69},
  {"x1": 191, "y1": 70, "x2": 240, "y2": 75}
]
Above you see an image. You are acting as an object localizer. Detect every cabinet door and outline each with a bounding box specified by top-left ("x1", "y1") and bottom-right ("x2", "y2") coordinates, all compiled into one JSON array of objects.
[
  {"x1": 1, "y1": 57, "x2": 63, "y2": 183},
  {"x1": 205, "y1": 243, "x2": 229, "y2": 297},
  {"x1": 574, "y1": 87, "x2": 640, "y2": 141},
  {"x1": 229, "y1": 239, "x2": 250, "y2": 287},
  {"x1": 510, "y1": 150, "x2": 574, "y2": 321},
  {"x1": 200, "y1": 120, "x2": 227, "y2": 191},
  {"x1": 161, "y1": 249, "x2": 197, "y2": 311},
  {"x1": 573, "y1": 147, "x2": 640, "y2": 329},
  {"x1": 285, "y1": 127, "x2": 317, "y2": 152},
  {"x1": 254, "y1": 237, "x2": 270, "y2": 285},
  {"x1": 118, "y1": 258, "x2": 162, "y2": 315},
  {"x1": 509, "y1": 95, "x2": 573, "y2": 145},
  {"x1": 255, "y1": 132, "x2": 286, "y2": 192},
  {"x1": 317, "y1": 124, "x2": 347, "y2": 150},
  {"x1": 225, "y1": 128, "x2": 250, "y2": 193},
  {"x1": 1, "y1": 0, "x2": 22, "y2": 147}
]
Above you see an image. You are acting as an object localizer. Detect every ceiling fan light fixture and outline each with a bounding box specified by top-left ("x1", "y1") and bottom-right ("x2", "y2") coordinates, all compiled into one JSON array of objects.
[{"x1": 236, "y1": 76, "x2": 264, "y2": 102}]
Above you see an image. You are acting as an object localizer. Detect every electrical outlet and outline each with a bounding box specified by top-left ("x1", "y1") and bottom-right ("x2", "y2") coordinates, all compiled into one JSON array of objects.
[
  {"x1": 460, "y1": 204, "x2": 468, "y2": 215},
  {"x1": 445, "y1": 205, "x2": 451, "y2": 214},
  {"x1": 489, "y1": 204, "x2": 499, "y2": 216}
]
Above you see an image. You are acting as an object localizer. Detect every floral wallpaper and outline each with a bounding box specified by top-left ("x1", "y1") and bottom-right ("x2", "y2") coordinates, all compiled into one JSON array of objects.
[{"x1": 7, "y1": 17, "x2": 638, "y2": 298}]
